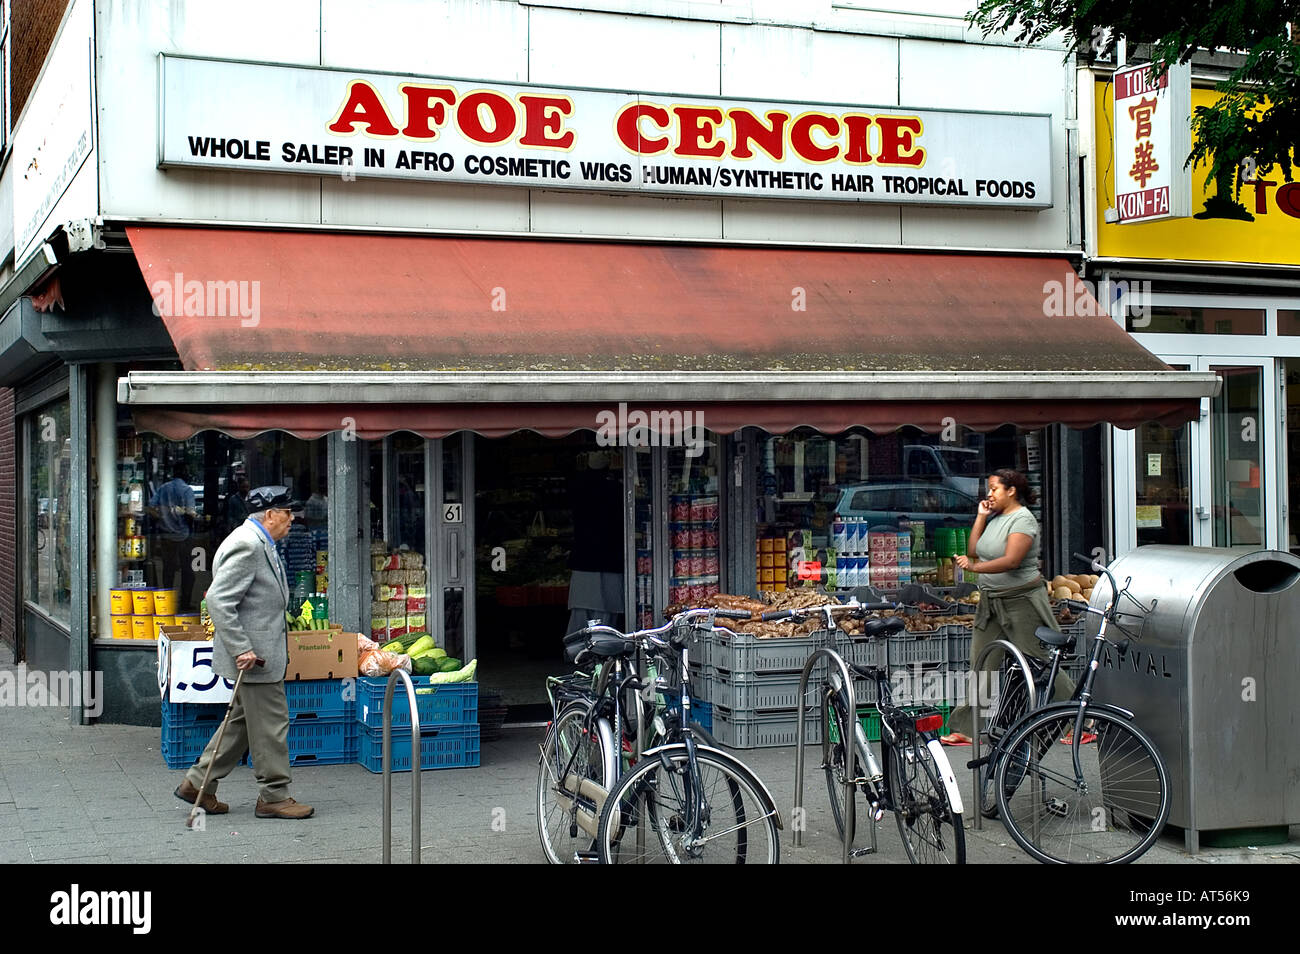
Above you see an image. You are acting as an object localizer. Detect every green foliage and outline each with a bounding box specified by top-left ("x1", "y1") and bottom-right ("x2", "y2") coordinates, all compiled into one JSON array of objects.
[{"x1": 967, "y1": 1, "x2": 1299, "y2": 187}]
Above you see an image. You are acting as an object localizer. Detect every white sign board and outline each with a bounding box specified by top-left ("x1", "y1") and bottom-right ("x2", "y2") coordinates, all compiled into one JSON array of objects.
[
  {"x1": 157, "y1": 637, "x2": 235, "y2": 703},
  {"x1": 12, "y1": 0, "x2": 95, "y2": 261},
  {"x1": 1112, "y1": 62, "x2": 1191, "y2": 223},
  {"x1": 159, "y1": 55, "x2": 1053, "y2": 209}
]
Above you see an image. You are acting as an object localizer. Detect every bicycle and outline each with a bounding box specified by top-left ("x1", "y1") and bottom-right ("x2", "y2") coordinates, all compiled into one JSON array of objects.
[
  {"x1": 970, "y1": 553, "x2": 1171, "y2": 864},
  {"x1": 537, "y1": 608, "x2": 781, "y2": 864},
  {"x1": 771, "y1": 600, "x2": 966, "y2": 864},
  {"x1": 975, "y1": 640, "x2": 1068, "y2": 820},
  {"x1": 595, "y1": 608, "x2": 784, "y2": 864}
]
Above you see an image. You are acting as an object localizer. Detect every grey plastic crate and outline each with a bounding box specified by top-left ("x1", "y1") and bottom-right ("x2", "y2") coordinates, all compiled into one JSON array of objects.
[
  {"x1": 826, "y1": 631, "x2": 888, "y2": 668},
  {"x1": 707, "y1": 670, "x2": 824, "y2": 711},
  {"x1": 888, "y1": 633, "x2": 947, "y2": 666},
  {"x1": 887, "y1": 662, "x2": 947, "y2": 706},
  {"x1": 948, "y1": 632, "x2": 973, "y2": 664},
  {"x1": 711, "y1": 704, "x2": 823, "y2": 748},
  {"x1": 711, "y1": 630, "x2": 828, "y2": 674}
]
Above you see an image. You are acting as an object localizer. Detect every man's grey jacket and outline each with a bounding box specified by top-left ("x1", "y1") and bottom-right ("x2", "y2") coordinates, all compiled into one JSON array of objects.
[{"x1": 207, "y1": 517, "x2": 289, "y2": 683}]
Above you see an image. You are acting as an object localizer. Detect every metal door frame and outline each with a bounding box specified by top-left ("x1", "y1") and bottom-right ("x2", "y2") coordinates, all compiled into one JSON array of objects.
[{"x1": 429, "y1": 435, "x2": 475, "y2": 659}]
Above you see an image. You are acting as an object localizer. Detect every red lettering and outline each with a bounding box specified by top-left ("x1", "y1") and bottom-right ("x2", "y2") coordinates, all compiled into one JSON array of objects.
[
  {"x1": 1277, "y1": 182, "x2": 1300, "y2": 218},
  {"x1": 456, "y1": 91, "x2": 518, "y2": 144},
  {"x1": 400, "y1": 85, "x2": 458, "y2": 140},
  {"x1": 790, "y1": 114, "x2": 840, "y2": 162},
  {"x1": 327, "y1": 81, "x2": 399, "y2": 137},
  {"x1": 842, "y1": 115, "x2": 874, "y2": 165},
  {"x1": 728, "y1": 109, "x2": 788, "y2": 161},
  {"x1": 518, "y1": 94, "x2": 575, "y2": 148},
  {"x1": 1252, "y1": 178, "x2": 1276, "y2": 215},
  {"x1": 616, "y1": 103, "x2": 670, "y2": 155},
  {"x1": 672, "y1": 106, "x2": 726, "y2": 158},
  {"x1": 877, "y1": 116, "x2": 924, "y2": 166}
]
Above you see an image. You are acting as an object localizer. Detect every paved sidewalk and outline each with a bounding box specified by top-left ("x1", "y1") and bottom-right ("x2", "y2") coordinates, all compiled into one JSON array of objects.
[{"x1": 2, "y1": 645, "x2": 1297, "y2": 864}]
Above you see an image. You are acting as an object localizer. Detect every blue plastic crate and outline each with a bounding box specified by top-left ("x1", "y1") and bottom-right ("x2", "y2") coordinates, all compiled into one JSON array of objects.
[
  {"x1": 250, "y1": 718, "x2": 356, "y2": 768},
  {"x1": 356, "y1": 677, "x2": 477, "y2": 730},
  {"x1": 691, "y1": 700, "x2": 713, "y2": 735},
  {"x1": 285, "y1": 679, "x2": 356, "y2": 721},
  {"x1": 357, "y1": 723, "x2": 480, "y2": 773}
]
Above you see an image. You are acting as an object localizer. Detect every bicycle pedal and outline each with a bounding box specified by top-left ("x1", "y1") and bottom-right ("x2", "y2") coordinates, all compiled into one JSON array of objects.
[{"x1": 572, "y1": 851, "x2": 602, "y2": 864}]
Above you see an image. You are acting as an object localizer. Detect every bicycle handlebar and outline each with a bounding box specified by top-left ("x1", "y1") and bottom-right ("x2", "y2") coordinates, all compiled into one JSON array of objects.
[{"x1": 760, "y1": 601, "x2": 898, "y2": 622}]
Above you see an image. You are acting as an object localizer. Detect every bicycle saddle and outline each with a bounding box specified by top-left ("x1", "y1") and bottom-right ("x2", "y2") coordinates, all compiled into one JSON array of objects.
[
  {"x1": 860, "y1": 616, "x2": 906, "y2": 638},
  {"x1": 1034, "y1": 626, "x2": 1074, "y2": 648},
  {"x1": 581, "y1": 632, "x2": 638, "y2": 659}
]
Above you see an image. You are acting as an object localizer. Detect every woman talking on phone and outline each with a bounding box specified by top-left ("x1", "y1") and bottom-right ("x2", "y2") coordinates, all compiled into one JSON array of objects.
[{"x1": 941, "y1": 469, "x2": 1072, "y2": 746}]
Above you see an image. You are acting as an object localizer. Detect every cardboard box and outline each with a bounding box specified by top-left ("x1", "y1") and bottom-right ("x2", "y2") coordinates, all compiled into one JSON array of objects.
[{"x1": 286, "y1": 628, "x2": 360, "y2": 681}]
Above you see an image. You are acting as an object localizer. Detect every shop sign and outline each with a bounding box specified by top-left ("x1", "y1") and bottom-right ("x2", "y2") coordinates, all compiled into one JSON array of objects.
[
  {"x1": 12, "y1": 0, "x2": 95, "y2": 263},
  {"x1": 1110, "y1": 62, "x2": 1191, "y2": 223},
  {"x1": 157, "y1": 639, "x2": 234, "y2": 704},
  {"x1": 1095, "y1": 82, "x2": 1300, "y2": 264},
  {"x1": 158, "y1": 55, "x2": 1053, "y2": 209}
]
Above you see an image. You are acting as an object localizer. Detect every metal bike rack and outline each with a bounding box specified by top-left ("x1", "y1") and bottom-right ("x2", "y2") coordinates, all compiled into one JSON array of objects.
[
  {"x1": 794, "y1": 648, "x2": 860, "y2": 865},
  {"x1": 381, "y1": 668, "x2": 423, "y2": 864},
  {"x1": 968, "y1": 639, "x2": 1037, "y2": 833}
]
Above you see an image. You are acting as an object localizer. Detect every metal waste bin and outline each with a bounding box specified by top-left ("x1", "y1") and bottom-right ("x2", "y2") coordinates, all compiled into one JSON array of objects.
[{"x1": 1086, "y1": 546, "x2": 1300, "y2": 852}]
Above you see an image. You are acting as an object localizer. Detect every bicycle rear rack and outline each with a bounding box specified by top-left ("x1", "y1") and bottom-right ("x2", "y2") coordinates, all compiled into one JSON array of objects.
[
  {"x1": 793, "y1": 648, "x2": 866, "y2": 865},
  {"x1": 381, "y1": 668, "x2": 423, "y2": 864}
]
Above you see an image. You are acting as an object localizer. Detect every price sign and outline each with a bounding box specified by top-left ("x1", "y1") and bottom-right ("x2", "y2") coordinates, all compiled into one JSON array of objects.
[
  {"x1": 162, "y1": 641, "x2": 235, "y2": 703},
  {"x1": 443, "y1": 503, "x2": 463, "y2": 523},
  {"x1": 796, "y1": 561, "x2": 822, "y2": 581}
]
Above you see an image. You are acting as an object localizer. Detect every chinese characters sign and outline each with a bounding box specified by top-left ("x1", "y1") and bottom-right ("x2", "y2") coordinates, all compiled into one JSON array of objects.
[{"x1": 1112, "y1": 62, "x2": 1191, "y2": 223}]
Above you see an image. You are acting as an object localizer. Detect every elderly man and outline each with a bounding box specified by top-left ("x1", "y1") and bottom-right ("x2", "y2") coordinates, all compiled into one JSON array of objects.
[{"x1": 174, "y1": 486, "x2": 314, "y2": 820}]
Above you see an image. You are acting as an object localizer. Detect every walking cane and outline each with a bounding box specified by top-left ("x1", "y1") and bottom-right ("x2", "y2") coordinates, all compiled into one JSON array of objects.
[{"x1": 186, "y1": 656, "x2": 265, "y2": 829}]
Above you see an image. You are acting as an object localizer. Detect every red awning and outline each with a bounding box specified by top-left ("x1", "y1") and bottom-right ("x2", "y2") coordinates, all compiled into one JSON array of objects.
[
  {"x1": 124, "y1": 227, "x2": 1212, "y2": 438},
  {"x1": 128, "y1": 397, "x2": 1201, "y2": 441}
]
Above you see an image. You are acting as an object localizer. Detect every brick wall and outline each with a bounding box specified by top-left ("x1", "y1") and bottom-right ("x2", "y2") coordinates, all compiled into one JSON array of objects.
[
  {"x1": 0, "y1": 387, "x2": 16, "y2": 654},
  {"x1": 11, "y1": 0, "x2": 72, "y2": 125}
]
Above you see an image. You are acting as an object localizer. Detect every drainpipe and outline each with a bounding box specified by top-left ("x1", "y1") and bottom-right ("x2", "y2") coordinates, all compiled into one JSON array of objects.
[{"x1": 96, "y1": 363, "x2": 118, "y2": 646}]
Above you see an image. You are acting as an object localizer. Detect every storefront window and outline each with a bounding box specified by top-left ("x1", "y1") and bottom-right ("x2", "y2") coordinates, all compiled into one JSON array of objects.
[
  {"x1": 108, "y1": 413, "x2": 328, "y2": 639},
  {"x1": 1279, "y1": 310, "x2": 1300, "y2": 336},
  {"x1": 1211, "y1": 367, "x2": 1265, "y2": 548},
  {"x1": 26, "y1": 399, "x2": 73, "y2": 623},
  {"x1": 666, "y1": 439, "x2": 722, "y2": 609},
  {"x1": 754, "y1": 426, "x2": 1043, "y2": 595},
  {"x1": 1126, "y1": 305, "x2": 1265, "y2": 335}
]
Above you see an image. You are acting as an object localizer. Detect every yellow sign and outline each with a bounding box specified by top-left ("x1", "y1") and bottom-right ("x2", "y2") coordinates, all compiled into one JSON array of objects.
[{"x1": 1094, "y1": 81, "x2": 1300, "y2": 264}]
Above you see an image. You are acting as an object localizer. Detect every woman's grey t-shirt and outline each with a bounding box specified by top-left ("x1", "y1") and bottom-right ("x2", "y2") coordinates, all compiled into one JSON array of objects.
[{"x1": 974, "y1": 507, "x2": 1041, "y2": 589}]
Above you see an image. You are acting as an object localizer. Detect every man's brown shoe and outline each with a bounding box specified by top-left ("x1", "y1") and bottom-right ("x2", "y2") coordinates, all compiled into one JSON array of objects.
[
  {"x1": 175, "y1": 779, "x2": 229, "y2": 814},
  {"x1": 255, "y1": 797, "x2": 314, "y2": 819}
]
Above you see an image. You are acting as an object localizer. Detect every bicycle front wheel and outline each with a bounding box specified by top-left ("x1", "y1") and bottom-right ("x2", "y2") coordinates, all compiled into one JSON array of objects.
[
  {"x1": 597, "y1": 746, "x2": 780, "y2": 864},
  {"x1": 537, "y1": 702, "x2": 611, "y2": 864},
  {"x1": 995, "y1": 709, "x2": 1170, "y2": 864},
  {"x1": 888, "y1": 737, "x2": 966, "y2": 864}
]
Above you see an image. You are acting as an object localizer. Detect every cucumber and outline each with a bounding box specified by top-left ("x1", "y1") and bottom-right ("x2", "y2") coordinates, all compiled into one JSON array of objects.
[{"x1": 380, "y1": 639, "x2": 406, "y2": 654}]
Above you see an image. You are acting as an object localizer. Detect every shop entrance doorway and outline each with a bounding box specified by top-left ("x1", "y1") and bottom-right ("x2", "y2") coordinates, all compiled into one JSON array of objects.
[{"x1": 474, "y1": 432, "x2": 624, "y2": 722}]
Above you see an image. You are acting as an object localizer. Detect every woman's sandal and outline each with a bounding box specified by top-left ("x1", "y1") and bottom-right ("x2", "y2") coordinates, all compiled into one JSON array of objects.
[{"x1": 940, "y1": 732, "x2": 973, "y2": 746}]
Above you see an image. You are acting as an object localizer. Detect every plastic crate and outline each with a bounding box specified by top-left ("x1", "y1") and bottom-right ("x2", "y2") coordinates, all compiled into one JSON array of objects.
[
  {"x1": 710, "y1": 630, "x2": 827, "y2": 674},
  {"x1": 710, "y1": 704, "x2": 823, "y2": 748},
  {"x1": 285, "y1": 679, "x2": 356, "y2": 721},
  {"x1": 708, "y1": 669, "x2": 824, "y2": 711},
  {"x1": 887, "y1": 662, "x2": 947, "y2": 706},
  {"x1": 888, "y1": 633, "x2": 947, "y2": 666},
  {"x1": 691, "y1": 700, "x2": 713, "y2": 735},
  {"x1": 356, "y1": 677, "x2": 477, "y2": 730},
  {"x1": 827, "y1": 705, "x2": 881, "y2": 744},
  {"x1": 826, "y1": 631, "x2": 888, "y2": 668},
  {"x1": 948, "y1": 632, "x2": 973, "y2": 664},
  {"x1": 358, "y1": 723, "x2": 481, "y2": 773}
]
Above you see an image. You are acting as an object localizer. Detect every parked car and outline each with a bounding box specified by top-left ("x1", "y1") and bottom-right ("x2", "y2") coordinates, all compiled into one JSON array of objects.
[
  {"x1": 834, "y1": 481, "x2": 978, "y2": 537},
  {"x1": 901, "y1": 444, "x2": 984, "y2": 498}
]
